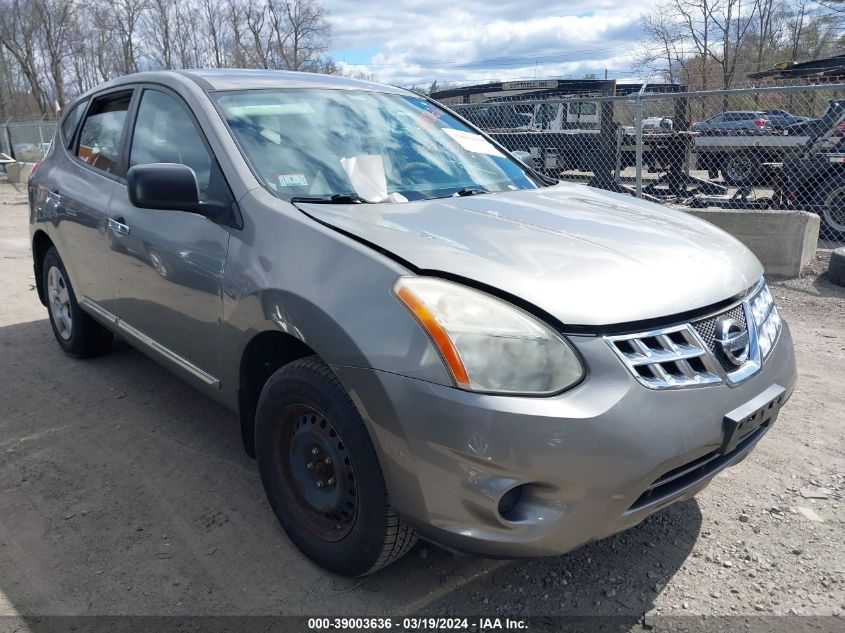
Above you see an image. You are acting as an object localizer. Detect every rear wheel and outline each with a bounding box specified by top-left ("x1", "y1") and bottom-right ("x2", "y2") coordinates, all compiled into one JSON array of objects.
[
  {"x1": 828, "y1": 248, "x2": 845, "y2": 287},
  {"x1": 816, "y1": 178, "x2": 845, "y2": 241},
  {"x1": 255, "y1": 357, "x2": 417, "y2": 576},
  {"x1": 43, "y1": 247, "x2": 113, "y2": 358},
  {"x1": 721, "y1": 154, "x2": 762, "y2": 186}
]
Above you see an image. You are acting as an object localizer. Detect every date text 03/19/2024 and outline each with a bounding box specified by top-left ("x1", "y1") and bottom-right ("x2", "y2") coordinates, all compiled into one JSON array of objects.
[{"x1": 307, "y1": 617, "x2": 528, "y2": 630}]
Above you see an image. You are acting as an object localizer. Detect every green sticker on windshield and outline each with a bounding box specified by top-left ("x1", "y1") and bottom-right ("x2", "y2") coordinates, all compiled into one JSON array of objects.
[{"x1": 277, "y1": 173, "x2": 308, "y2": 187}]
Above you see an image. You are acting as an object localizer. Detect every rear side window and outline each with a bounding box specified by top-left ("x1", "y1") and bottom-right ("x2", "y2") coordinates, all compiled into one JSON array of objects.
[
  {"x1": 77, "y1": 91, "x2": 132, "y2": 175},
  {"x1": 61, "y1": 99, "x2": 88, "y2": 148}
]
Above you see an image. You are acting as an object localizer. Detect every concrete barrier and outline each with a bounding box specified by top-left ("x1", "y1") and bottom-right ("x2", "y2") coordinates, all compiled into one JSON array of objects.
[
  {"x1": 5, "y1": 162, "x2": 35, "y2": 184},
  {"x1": 681, "y1": 207, "x2": 819, "y2": 278}
]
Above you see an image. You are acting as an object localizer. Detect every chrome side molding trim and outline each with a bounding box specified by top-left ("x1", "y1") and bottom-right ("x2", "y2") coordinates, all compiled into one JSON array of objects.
[
  {"x1": 80, "y1": 297, "x2": 221, "y2": 389},
  {"x1": 81, "y1": 297, "x2": 118, "y2": 325}
]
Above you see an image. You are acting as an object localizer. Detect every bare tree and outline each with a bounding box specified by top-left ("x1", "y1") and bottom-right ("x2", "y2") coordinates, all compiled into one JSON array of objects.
[
  {"x1": 145, "y1": 0, "x2": 176, "y2": 69},
  {"x1": 243, "y1": 2, "x2": 272, "y2": 68},
  {"x1": 172, "y1": 1, "x2": 202, "y2": 69},
  {"x1": 225, "y1": 0, "x2": 250, "y2": 68},
  {"x1": 638, "y1": 0, "x2": 842, "y2": 92},
  {"x1": 638, "y1": 4, "x2": 691, "y2": 83},
  {"x1": 710, "y1": 0, "x2": 758, "y2": 91},
  {"x1": 0, "y1": 0, "x2": 51, "y2": 114},
  {"x1": 88, "y1": 3, "x2": 122, "y2": 82},
  {"x1": 33, "y1": 0, "x2": 77, "y2": 112},
  {"x1": 201, "y1": 0, "x2": 227, "y2": 67},
  {"x1": 751, "y1": 0, "x2": 781, "y2": 73},
  {"x1": 0, "y1": 0, "x2": 355, "y2": 119},
  {"x1": 272, "y1": 0, "x2": 330, "y2": 71},
  {"x1": 673, "y1": 0, "x2": 720, "y2": 89},
  {"x1": 111, "y1": 0, "x2": 147, "y2": 75}
]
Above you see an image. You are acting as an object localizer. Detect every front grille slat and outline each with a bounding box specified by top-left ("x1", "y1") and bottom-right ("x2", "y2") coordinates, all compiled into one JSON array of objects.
[
  {"x1": 675, "y1": 358, "x2": 697, "y2": 380},
  {"x1": 644, "y1": 452, "x2": 720, "y2": 492},
  {"x1": 606, "y1": 324, "x2": 723, "y2": 389}
]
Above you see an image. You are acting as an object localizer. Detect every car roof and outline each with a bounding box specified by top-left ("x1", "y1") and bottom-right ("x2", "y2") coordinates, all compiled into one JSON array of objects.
[{"x1": 76, "y1": 69, "x2": 410, "y2": 101}]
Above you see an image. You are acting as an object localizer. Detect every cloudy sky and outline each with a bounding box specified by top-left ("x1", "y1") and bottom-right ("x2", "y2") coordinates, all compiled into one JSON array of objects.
[{"x1": 325, "y1": 0, "x2": 645, "y2": 88}]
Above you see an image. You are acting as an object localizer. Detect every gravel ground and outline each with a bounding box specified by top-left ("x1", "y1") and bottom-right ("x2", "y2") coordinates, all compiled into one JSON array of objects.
[{"x1": 0, "y1": 179, "x2": 843, "y2": 626}]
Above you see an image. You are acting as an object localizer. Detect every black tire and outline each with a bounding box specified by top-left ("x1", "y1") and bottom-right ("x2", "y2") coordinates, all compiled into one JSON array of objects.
[
  {"x1": 255, "y1": 356, "x2": 417, "y2": 576},
  {"x1": 42, "y1": 247, "x2": 113, "y2": 358},
  {"x1": 814, "y1": 177, "x2": 845, "y2": 242},
  {"x1": 720, "y1": 154, "x2": 762, "y2": 186},
  {"x1": 829, "y1": 248, "x2": 845, "y2": 287}
]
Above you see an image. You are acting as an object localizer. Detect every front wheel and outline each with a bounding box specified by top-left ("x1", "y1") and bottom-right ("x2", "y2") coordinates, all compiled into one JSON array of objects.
[{"x1": 255, "y1": 357, "x2": 417, "y2": 576}]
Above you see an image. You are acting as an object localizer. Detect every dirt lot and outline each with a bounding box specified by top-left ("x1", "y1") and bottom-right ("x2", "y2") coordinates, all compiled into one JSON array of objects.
[{"x1": 0, "y1": 178, "x2": 843, "y2": 624}]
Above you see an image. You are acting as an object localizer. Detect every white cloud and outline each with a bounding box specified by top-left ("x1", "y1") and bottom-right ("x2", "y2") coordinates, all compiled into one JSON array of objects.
[{"x1": 325, "y1": 0, "x2": 645, "y2": 86}]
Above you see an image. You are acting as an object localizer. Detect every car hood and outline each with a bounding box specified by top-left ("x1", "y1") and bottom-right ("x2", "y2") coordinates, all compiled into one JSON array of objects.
[{"x1": 298, "y1": 183, "x2": 762, "y2": 326}]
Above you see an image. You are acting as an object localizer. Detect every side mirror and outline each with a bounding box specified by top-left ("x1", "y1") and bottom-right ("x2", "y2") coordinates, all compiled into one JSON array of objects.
[
  {"x1": 128, "y1": 163, "x2": 200, "y2": 212},
  {"x1": 511, "y1": 150, "x2": 535, "y2": 169}
]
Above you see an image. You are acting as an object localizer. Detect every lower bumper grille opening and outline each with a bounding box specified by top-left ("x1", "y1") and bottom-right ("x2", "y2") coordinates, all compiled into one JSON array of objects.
[{"x1": 627, "y1": 425, "x2": 768, "y2": 513}]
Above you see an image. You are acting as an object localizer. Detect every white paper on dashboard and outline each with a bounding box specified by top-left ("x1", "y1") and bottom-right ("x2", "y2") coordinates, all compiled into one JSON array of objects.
[
  {"x1": 441, "y1": 128, "x2": 504, "y2": 157},
  {"x1": 339, "y1": 154, "x2": 407, "y2": 203}
]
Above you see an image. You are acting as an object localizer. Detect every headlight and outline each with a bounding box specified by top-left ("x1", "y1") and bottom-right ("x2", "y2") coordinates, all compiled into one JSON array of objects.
[
  {"x1": 749, "y1": 281, "x2": 781, "y2": 359},
  {"x1": 393, "y1": 276, "x2": 584, "y2": 394}
]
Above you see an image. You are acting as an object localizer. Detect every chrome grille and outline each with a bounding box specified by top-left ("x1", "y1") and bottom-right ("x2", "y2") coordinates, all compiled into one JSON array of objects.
[
  {"x1": 605, "y1": 278, "x2": 781, "y2": 390},
  {"x1": 606, "y1": 324, "x2": 723, "y2": 389},
  {"x1": 692, "y1": 304, "x2": 747, "y2": 373}
]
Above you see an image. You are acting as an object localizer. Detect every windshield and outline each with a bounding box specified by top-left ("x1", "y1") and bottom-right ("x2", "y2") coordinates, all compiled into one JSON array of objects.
[{"x1": 213, "y1": 89, "x2": 538, "y2": 202}]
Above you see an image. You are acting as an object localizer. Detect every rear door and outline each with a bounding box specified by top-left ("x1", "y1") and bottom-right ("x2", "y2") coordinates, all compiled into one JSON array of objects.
[
  {"x1": 43, "y1": 89, "x2": 135, "y2": 309},
  {"x1": 105, "y1": 86, "x2": 233, "y2": 387}
]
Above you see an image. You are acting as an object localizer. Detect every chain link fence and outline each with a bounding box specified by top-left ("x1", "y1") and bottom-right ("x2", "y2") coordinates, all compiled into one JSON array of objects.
[
  {"x1": 0, "y1": 118, "x2": 58, "y2": 164},
  {"x1": 445, "y1": 83, "x2": 845, "y2": 244}
]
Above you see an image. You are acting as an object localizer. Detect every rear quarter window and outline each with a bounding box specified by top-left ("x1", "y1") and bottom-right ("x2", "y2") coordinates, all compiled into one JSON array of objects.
[
  {"x1": 60, "y1": 100, "x2": 88, "y2": 148},
  {"x1": 76, "y1": 91, "x2": 133, "y2": 176}
]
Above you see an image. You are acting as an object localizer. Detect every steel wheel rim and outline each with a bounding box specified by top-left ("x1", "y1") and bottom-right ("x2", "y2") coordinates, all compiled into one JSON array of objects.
[
  {"x1": 47, "y1": 266, "x2": 72, "y2": 341},
  {"x1": 278, "y1": 404, "x2": 358, "y2": 542},
  {"x1": 725, "y1": 157, "x2": 753, "y2": 182},
  {"x1": 823, "y1": 187, "x2": 845, "y2": 232}
]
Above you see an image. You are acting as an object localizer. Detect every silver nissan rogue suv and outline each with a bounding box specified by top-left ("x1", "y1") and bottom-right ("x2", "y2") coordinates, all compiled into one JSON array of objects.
[{"x1": 28, "y1": 70, "x2": 797, "y2": 576}]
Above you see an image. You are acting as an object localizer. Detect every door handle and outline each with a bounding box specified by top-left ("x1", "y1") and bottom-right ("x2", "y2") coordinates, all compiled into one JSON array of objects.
[
  {"x1": 108, "y1": 217, "x2": 131, "y2": 236},
  {"x1": 47, "y1": 190, "x2": 62, "y2": 204}
]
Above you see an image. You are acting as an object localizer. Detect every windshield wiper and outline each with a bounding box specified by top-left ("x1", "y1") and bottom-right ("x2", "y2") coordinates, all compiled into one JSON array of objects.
[
  {"x1": 290, "y1": 193, "x2": 369, "y2": 204},
  {"x1": 452, "y1": 187, "x2": 489, "y2": 197}
]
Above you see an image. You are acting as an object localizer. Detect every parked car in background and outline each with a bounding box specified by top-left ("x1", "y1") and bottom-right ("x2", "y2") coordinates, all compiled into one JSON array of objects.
[
  {"x1": 783, "y1": 117, "x2": 845, "y2": 139},
  {"x1": 622, "y1": 116, "x2": 674, "y2": 137},
  {"x1": 760, "y1": 109, "x2": 809, "y2": 130},
  {"x1": 692, "y1": 111, "x2": 774, "y2": 135},
  {"x1": 29, "y1": 69, "x2": 797, "y2": 577},
  {"x1": 643, "y1": 116, "x2": 673, "y2": 131}
]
